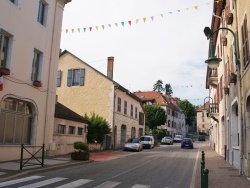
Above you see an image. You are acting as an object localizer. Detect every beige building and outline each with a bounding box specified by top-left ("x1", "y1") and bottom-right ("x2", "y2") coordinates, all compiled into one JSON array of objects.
[
  {"x1": 54, "y1": 102, "x2": 88, "y2": 155},
  {"x1": 0, "y1": 0, "x2": 71, "y2": 162},
  {"x1": 196, "y1": 102, "x2": 210, "y2": 135},
  {"x1": 56, "y1": 50, "x2": 145, "y2": 149},
  {"x1": 205, "y1": 0, "x2": 250, "y2": 177}
]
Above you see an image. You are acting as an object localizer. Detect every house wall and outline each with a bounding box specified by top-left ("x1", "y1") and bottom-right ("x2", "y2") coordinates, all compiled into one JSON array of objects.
[
  {"x1": 0, "y1": 0, "x2": 68, "y2": 161},
  {"x1": 196, "y1": 111, "x2": 210, "y2": 135},
  {"x1": 53, "y1": 118, "x2": 88, "y2": 155}
]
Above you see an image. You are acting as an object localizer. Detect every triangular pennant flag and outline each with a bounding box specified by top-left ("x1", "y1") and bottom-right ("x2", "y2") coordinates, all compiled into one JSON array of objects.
[
  {"x1": 66, "y1": 29, "x2": 68, "y2": 33},
  {"x1": 128, "y1": 21, "x2": 131, "y2": 25},
  {"x1": 177, "y1": 10, "x2": 180, "y2": 12},
  {"x1": 108, "y1": 24, "x2": 112, "y2": 27},
  {"x1": 102, "y1": 25, "x2": 105, "y2": 30},
  {"x1": 168, "y1": 12, "x2": 172, "y2": 14},
  {"x1": 83, "y1": 28, "x2": 86, "y2": 32},
  {"x1": 89, "y1": 27, "x2": 92, "y2": 31},
  {"x1": 115, "y1": 23, "x2": 118, "y2": 27},
  {"x1": 95, "y1": 26, "x2": 98, "y2": 30},
  {"x1": 71, "y1": 29, "x2": 74, "y2": 33},
  {"x1": 143, "y1": 17, "x2": 146, "y2": 23},
  {"x1": 136, "y1": 19, "x2": 139, "y2": 24},
  {"x1": 194, "y1": 6, "x2": 198, "y2": 10},
  {"x1": 160, "y1": 14, "x2": 164, "y2": 18},
  {"x1": 77, "y1": 28, "x2": 80, "y2": 33},
  {"x1": 151, "y1": 16, "x2": 154, "y2": 21},
  {"x1": 121, "y1": 22, "x2": 124, "y2": 27}
]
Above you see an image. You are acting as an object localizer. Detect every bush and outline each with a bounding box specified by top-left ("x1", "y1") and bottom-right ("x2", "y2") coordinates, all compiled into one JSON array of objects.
[{"x1": 73, "y1": 141, "x2": 88, "y2": 152}]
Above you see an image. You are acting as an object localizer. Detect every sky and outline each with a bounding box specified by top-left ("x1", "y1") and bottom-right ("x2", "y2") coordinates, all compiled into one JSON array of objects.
[{"x1": 60, "y1": 0, "x2": 214, "y2": 106}]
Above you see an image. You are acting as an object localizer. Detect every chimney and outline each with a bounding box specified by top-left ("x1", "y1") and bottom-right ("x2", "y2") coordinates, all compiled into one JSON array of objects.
[{"x1": 107, "y1": 56, "x2": 114, "y2": 79}]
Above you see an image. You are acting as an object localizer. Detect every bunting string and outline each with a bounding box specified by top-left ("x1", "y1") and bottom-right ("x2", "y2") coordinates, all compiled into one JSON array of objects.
[{"x1": 62, "y1": 2, "x2": 211, "y2": 34}]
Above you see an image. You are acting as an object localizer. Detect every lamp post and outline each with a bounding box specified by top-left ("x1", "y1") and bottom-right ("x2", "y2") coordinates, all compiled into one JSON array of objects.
[
  {"x1": 203, "y1": 26, "x2": 243, "y2": 175},
  {"x1": 203, "y1": 96, "x2": 213, "y2": 117}
]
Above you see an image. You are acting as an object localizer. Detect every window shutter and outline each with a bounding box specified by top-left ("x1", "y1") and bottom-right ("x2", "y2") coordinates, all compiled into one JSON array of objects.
[
  {"x1": 67, "y1": 69, "x2": 72, "y2": 86},
  {"x1": 57, "y1": 70, "x2": 61, "y2": 87},
  {"x1": 80, "y1": 69, "x2": 85, "y2": 86}
]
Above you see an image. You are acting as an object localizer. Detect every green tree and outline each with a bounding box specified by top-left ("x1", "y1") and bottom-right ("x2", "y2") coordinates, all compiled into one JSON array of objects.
[
  {"x1": 143, "y1": 104, "x2": 167, "y2": 130},
  {"x1": 153, "y1": 80, "x2": 164, "y2": 93},
  {"x1": 178, "y1": 99, "x2": 196, "y2": 126},
  {"x1": 165, "y1": 83, "x2": 173, "y2": 96},
  {"x1": 84, "y1": 113, "x2": 111, "y2": 143}
]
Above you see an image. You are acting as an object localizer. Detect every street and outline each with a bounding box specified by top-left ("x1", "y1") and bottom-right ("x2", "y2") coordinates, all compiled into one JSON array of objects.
[{"x1": 0, "y1": 142, "x2": 203, "y2": 188}]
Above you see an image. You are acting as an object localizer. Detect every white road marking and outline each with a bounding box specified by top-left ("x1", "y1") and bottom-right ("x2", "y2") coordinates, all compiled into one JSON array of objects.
[
  {"x1": 93, "y1": 181, "x2": 120, "y2": 188},
  {"x1": 17, "y1": 177, "x2": 66, "y2": 188},
  {"x1": 0, "y1": 176, "x2": 43, "y2": 187},
  {"x1": 131, "y1": 184, "x2": 150, "y2": 188},
  {"x1": 55, "y1": 179, "x2": 93, "y2": 188}
]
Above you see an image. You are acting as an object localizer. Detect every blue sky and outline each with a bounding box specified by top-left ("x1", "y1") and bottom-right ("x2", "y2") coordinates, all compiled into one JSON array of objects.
[{"x1": 60, "y1": 0, "x2": 213, "y2": 106}]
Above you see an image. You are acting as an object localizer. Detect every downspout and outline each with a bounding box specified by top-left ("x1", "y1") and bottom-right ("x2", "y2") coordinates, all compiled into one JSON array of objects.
[{"x1": 233, "y1": 0, "x2": 243, "y2": 175}]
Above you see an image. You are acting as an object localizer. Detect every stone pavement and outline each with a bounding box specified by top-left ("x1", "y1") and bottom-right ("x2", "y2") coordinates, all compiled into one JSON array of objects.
[
  {"x1": 193, "y1": 143, "x2": 250, "y2": 188},
  {"x1": 0, "y1": 145, "x2": 250, "y2": 187}
]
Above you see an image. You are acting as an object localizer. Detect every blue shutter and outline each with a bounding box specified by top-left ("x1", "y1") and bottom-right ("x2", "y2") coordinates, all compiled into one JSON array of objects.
[
  {"x1": 80, "y1": 69, "x2": 85, "y2": 86},
  {"x1": 67, "y1": 69, "x2": 72, "y2": 86},
  {"x1": 57, "y1": 70, "x2": 61, "y2": 87}
]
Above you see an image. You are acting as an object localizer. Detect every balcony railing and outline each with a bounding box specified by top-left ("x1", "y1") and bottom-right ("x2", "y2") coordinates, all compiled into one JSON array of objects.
[{"x1": 209, "y1": 103, "x2": 219, "y2": 114}]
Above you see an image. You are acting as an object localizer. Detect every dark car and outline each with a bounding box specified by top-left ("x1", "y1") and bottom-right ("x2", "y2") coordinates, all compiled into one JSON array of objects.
[
  {"x1": 198, "y1": 135, "x2": 206, "y2": 141},
  {"x1": 181, "y1": 138, "x2": 194, "y2": 149}
]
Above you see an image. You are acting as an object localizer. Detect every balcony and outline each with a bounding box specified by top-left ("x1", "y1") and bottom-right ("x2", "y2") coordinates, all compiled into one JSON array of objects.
[
  {"x1": 208, "y1": 68, "x2": 218, "y2": 88},
  {"x1": 209, "y1": 103, "x2": 219, "y2": 122}
]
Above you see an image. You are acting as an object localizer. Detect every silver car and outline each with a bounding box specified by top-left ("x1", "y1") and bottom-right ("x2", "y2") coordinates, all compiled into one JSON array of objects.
[
  {"x1": 161, "y1": 136, "x2": 173, "y2": 145},
  {"x1": 123, "y1": 138, "x2": 143, "y2": 152}
]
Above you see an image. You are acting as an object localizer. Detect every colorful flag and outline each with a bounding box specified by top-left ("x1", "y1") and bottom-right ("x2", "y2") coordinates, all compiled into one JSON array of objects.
[{"x1": 0, "y1": 72, "x2": 3, "y2": 91}]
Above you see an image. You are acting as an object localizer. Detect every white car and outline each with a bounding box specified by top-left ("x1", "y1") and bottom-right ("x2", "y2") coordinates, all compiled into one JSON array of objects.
[
  {"x1": 140, "y1": 135, "x2": 155, "y2": 149},
  {"x1": 161, "y1": 136, "x2": 173, "y2": 145},
  {"x1": 174, "y1": 135, "x2": 183, "y2": 142}
]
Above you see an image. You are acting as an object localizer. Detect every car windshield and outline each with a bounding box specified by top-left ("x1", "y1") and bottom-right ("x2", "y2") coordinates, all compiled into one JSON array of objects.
[
  {"x1": 140, "y1": 137, "x2": 150, "y2": 141},
  {"x1": 127, "y1": 138, "x2": 139, "y2": 143},
  {"x1": 175, "y1": 135, "x2": 181, "y2": 138},
  {"x1": 165, "y1": 137, "x2": 171, "y2": 139},
  {"x1": 183, "y1": 138, "x2": 191, "y2": 141}
]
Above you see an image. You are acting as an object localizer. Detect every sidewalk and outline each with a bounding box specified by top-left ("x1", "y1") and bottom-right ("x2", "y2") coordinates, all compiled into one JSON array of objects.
[{"x1": 193, "y1": 143, "x2": 250, "y2": 188}]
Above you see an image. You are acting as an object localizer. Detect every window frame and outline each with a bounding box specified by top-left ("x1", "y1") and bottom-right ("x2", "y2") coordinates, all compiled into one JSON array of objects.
[
  {"x1": 67, "y1": 68, "x2": 85, "y2": 86},
  {"x1": 31, "y1": 49, "x2": 43, "y2": 82},
  {"x1": 37, "y1": 0, "x2": 48, "y2": 26},
  {"x1": 241, "y1": 15, "x2": 249, "y2": 68},
  {"x1": 57, "y1": 70, "x2": 62, "y2": 87},
  {"x1": 130, "y1": 104, "x2": 133, "y2": 117},
  {"x1": 124, "y1": 100, "x2": 127, "y2": 115},
  {"x1": 0, "y1": 29, "x2": 12, "y2": 70},
  {"x1": 68, "y1": 126, "x2": 75, "y2": 135},
  {"x1": 117, "y1": 97, "x2": 121, "y2": 112},
  {"x1": 78, "y1": 127, "x2": 83, "y2": 135},
  {"x1": 58, "y1": 124, "x2": 66, "y2": 134}
]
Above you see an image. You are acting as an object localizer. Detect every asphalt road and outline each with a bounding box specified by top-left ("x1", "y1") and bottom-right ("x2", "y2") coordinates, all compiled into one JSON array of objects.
[{"x1": 0, "y1": 142, "x2": 202, "y2": 188}]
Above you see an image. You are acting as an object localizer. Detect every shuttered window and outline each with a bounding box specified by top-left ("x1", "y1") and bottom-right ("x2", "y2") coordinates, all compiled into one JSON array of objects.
[
  {"x1": 241, "y1": 15, "x2": 249, "y2": 68},
  {"x1": 67, "y1": 69, "x2": 85, "y2": 86}
]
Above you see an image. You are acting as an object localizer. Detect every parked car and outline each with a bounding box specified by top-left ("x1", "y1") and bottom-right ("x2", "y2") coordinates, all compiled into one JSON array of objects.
[
  {"x1": 140, "y1": 135, "x2": 155, "y2": 149},
  {"x1": 123, "y1": 138, "x2": 143, "y2": 152},
  {"x1": 198, "y1": 135, "x2": 206, "y2": 141},
  {"x1": 161, "y1": 136, "x2": 173, "y2": 145},
  {"x1": 181, "y1": 138, "x2": 194, "y2": 149},
  {"x1": 174, "y1": 135, "x2": 183, "y2": 142}
]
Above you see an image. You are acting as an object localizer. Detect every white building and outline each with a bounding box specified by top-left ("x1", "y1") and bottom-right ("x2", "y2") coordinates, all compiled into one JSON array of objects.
[{"x1": 0, "y1": 0, "x2": 71, "y2": 162}]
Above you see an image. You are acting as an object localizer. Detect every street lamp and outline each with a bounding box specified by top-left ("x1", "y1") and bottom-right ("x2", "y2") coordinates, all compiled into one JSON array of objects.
[
  {"x1": 203, "y1": 96, "x2": 213, "y2": 117},
  {"x1": 203, "y1": 26, "x2": 240, "y2": 69}
]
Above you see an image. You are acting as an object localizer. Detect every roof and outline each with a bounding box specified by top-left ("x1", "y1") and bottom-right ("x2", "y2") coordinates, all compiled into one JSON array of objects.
[
  {"x1": 55, "y1": 102, "x2": 89, "y2": 123},
  {"x1": 59, "y1": 50, "x2": 142, "y2": 103}
]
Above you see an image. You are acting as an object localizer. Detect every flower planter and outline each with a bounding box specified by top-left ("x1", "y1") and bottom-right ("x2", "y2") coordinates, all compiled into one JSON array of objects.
[
  {"x1": 0, "y1": 67, "x2": 10, "y2": 75},
  {"x1": 71, "y1": 151, "x2": 89, "y2": 161}
]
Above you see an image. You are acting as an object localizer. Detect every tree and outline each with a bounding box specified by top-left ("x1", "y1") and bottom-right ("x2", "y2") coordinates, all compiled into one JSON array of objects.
[
  {"x1": 84, "y1": 113, "x2": 111, "y2": 143},
  {"x1": 178, "y1": 100, "x2": 196, "y2": 127},
  {"x1": 143, "y1": 104, "x2": 167, "y2": 130},
  {"x1": 153, "y1": 80, "x2": 164, "y2": 93},
  {"x1": 165, "y1": 83, "x2": 173, "y2": 96}
]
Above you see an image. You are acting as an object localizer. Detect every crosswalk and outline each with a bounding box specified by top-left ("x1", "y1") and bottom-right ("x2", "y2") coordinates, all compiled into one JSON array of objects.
[{"x1": 0, "y1": 176, "x2": 156, "y2": 188}]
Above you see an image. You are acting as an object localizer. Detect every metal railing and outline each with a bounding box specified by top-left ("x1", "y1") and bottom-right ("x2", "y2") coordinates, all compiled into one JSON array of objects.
[{"x1": 20, "y1": 144, "x2": 45, "y2": 170}]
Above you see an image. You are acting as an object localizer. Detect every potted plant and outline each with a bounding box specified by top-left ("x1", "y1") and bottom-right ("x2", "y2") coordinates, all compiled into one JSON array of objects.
[{"x1": 71, "y1": 141, "x2": 90, "y2": 161}]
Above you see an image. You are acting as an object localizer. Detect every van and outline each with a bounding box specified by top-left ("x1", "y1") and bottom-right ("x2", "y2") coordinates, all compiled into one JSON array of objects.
[{"x1": 140, "y1": 135, "x2": 155, "y2": 149}]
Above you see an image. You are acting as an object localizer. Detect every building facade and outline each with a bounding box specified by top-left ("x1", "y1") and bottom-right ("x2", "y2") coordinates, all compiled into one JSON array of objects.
[
  {"x1": 0, "y1": 0, "x2": 71, "y2": 162},
  {"x1": 56, "y1": 51, "x2": 145, "y2": 149}
]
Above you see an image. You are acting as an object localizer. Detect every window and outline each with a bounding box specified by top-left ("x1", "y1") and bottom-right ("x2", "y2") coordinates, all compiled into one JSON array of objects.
[
  {"x1": 78, "y1": 127, "x2": 83, "y2": 135},
  {"x1": 135, "y1": 107, "x2": 138, "y2": 119},
  {"x1": 57, "y1": 70, "x2": 62, "y2": 87},
  {"x1": 117, "y1": 97, "x2": 121, "y2": 112},
  {"x1": 124, "y1": 100, "x2": 127, "y2": 115},
  {"x1": 130, "y1": 104, "x2": 133, "y2": 117},
  {"x1": 67, "y1": 69, "x2": 85, "y2": 86},
  {"x1": 139, "y1": 112, "x2": 144, "y2": 125},
  {"x1": 68, "y1": 126, "x2": 75, "y2": 134},
  {"x1": 37, "y1": 0, "x2": 48, "y2": 25},
  {"x1": 0, "y1": 30, "x2": 11, "y2": 69},
  {"x1": 241, "y1": 16, "x2": 249, "y2": 68},
  {"x1": 167, "y1": 109, "x2": 170, "y2": 115},
  {"x1": 31, "y1": 49, "x2": 43, "y2": 81},
  {"x1": 0, "y1": 98, "x2": 33, "y2": 144},
  {"x1": 58, "y1": 124, "x2": 66, "y2": 134},
  {"x1": 202, "y1": 125, "x2": 205, "y2": 128}
]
